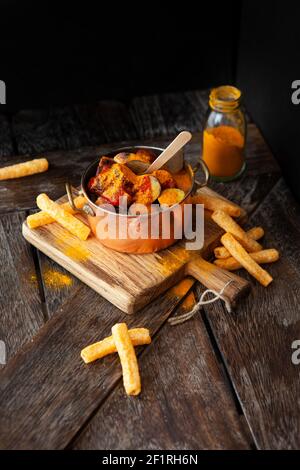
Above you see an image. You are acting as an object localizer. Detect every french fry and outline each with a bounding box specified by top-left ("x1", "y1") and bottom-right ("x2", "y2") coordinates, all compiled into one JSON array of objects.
[
  {"x1": 214, "y1": 248, "x2": 279, "y2": 271},
  {"x1": 27, "y1": 195, "x2": 86, "y2": 229},
  {"x1": 214, "y1": 226, "x2": 265, "y2": 259},
  {"x1": 36, "y1": 193, "x2": 90, "y2": 241},
  {"x1": 112, "y1": 323, "x2": 141, "y2": 396},
  {"x1": 221, "y1": 233, "x2": 273, "y2": 286},
  {"x1": 0, "y1": 158, "x2": 48, "y2": 180},
  {"x1": 81, "y1": 328, "x2": 151, "y2": 364},
  {"x1": 212, "y1": 210, "x2": 262, "y2": 252},
  {"x1": 191, "y1": 192, "x2": 241, "y2": 217}
]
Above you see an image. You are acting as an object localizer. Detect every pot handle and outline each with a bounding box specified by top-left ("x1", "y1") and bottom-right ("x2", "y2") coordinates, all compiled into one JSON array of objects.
[
  {"x1": 192, "y1": 159, "x2": 210, "y2": 189},
  {"x1": 185, "y1": 255, "x2": 251, "y2": 309},
  {"x1": 65, "y1": 182, "x2": 96, "y2": 217}
]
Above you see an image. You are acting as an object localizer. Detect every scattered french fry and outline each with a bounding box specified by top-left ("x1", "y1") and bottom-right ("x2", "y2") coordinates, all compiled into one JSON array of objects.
[
  {"x1": 212, "y1": 210, "x2": 262, "y2": 252},
  {"x1": 0, "y1": 158, "x2": 48, "y2": 180},
  {"x1": 36, "y1": 193, "x2": 90, "y2": 241},
  {"x1": 214, "y1": 248, "x2": 279, "y2": 271},
  {"x1": 221, "y1": 233, "x2": 273, "y2": 286},
  {"x1": 112, "y1": 323, "x2": 141, "y2": 396},
  {"x1": 214, "y1": 226, "x2": 265, "y2": 259},
  {"x1": 191, "y1": 192, "x2": 241, "y2": 217},
  {"x1": 81, "y1": 328, "x2": 151, "y2": 364},
  {"x1": 27, "y1": 195, "x2": 86, "y2": 229}
]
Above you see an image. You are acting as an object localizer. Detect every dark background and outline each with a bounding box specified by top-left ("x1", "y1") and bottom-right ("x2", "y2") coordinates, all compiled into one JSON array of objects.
[{"x1": 0, "y1": 1, "x2": 300, "y2": 200}]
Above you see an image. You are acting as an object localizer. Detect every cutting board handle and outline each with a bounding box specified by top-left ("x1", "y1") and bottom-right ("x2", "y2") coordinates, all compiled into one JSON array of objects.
[{"x1": 185, "y1": 256, "x2": 251, "y2": 309}]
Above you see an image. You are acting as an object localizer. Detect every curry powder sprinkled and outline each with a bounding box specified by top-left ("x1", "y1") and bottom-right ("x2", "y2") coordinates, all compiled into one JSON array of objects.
[
  {"x1": 30, "y1": 274, "x2": 38, "y2": 285},
  {"x1": 55, "y1": 236, "x2": 90, "y2": 262},
  {"x1": 30, "y1": 270, "x2": 72, "y2": 289},
  {"x1": 43, "y1": 269, "x2": 72, "y2": 288},
  {"x1": 156, "y1": 245, "x2": 198, "y2": 275},
  {"x1": 64, "y1": 244, "x2": 89, "y2": 261},
  {"x1": 170, "y1": 277, "x2": 195, "y2": 297},
  {"x1": 180, "y1": 290, "x2": 196, "y2": 310}
]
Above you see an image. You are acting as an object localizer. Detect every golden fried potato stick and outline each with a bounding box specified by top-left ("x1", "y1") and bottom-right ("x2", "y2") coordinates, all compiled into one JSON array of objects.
[
  {"x1": 212, "y1": 210, "x2": 262, "y2": 252},
  {"x1": 214, "y1": 226, "x2": 264, "y2": 259},
  {"x1": 214, "y1": 248, "x2": 279, "y2": 271},
  {"x1": 221, "y1": 233, "x2": 273, "y2": 286},
  {"x1": 0, "y1": 158, "x2": 48, "y2": 180},
  {"x1": 27, "y1": 195, "x2": 86, "y2": 229},
  {"x1": 191, "y1": 192, "x2": 241, "y2": 217},
  {"x1": 81, "y1": 328, "x2": 151, "y2": 364},
  {"x1": 112, "y1": 323, "x2": 141, "y2": 396},
  {"x1": 36, "y1": 193, "x2": 90, "y2": 241}
]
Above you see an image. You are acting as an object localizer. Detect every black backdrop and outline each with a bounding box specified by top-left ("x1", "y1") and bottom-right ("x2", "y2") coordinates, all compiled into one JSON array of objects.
[
  {"x1": 237, "y1": 1, "x2": 300, "y2": 200},
  {"x1": 1, "y1": 1, "x2": 300, "y2": 200},
  {"x1": 0, "y1": 1, "x2": 240, "y2": 108}
]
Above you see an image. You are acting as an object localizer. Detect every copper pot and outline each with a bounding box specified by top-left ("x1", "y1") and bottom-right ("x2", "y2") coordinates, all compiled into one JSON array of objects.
[{"x1": 66, "y1": 145, "x2": 209, "y2": 253}]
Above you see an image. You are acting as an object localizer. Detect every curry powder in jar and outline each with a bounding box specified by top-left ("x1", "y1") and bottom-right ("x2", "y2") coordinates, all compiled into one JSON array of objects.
[{"x1": 202, "y1": 86, "x2": 246, "y2": 181}]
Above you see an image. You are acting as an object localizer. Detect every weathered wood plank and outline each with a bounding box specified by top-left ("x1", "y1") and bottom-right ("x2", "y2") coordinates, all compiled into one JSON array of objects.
[
  {"x1": 209, "y1": 173, "x2": 280, "y2": 217},
  {"x1": 22, "y1": 184, "x2": 249, "y2": 314},
  {"x1": 0, "y1": 145, "x2": 104, "y2": 213},
  {"x1": 74, "y1": 101, "x2": 138, "y2": 144},
  {"x1": 26, "y1": 209, "x2": 81, "y2": 320},
  {"x1": 130, "y1": 88, "x2": 280, "y2": 213},
  {"x1": 0, "y1": 114, "x2": 14, "y2": 157},
  {"x1": 11, "y1": 101, "x2": 137, "y2": 157},
  {"x1": 0, "y1": 212, "x2": 44, "y2": 366},
  {"x1": 12, "y1": 107, "x2": 75, "y2": 154},
  {"x1": 204, "y1": 178, "x2": 300, "y2": 449},
  {"x1": 37, "y1": 251, "x2": 81, "y2": 319},
  {"x1": 0, "y1": 123, "x2": 280, "y2": 215},
  {"x1": 0, "y1": 136, "x2": 170, "y2": 214},
  {"x1": 0, "y1": 279, "x2": 195, "y2": 449},
  {"x1": 250, "y1": 178, "x2": 300, "y2": 269},
  {"x1": 0, "y1": 95, "x2": 290, "y2": 447},
  {"x1": 129, "y1": 90, "x2": 208, "y2": 139},
  {"x1": 129, "y1": 89, "x2": 253, "y2": 141},
  {"x1": 72, "y1": 306, "x2": 252, "y2": 450}
]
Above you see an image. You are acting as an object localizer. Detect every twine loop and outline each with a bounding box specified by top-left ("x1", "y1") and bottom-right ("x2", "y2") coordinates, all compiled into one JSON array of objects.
[{"x1": 168, "y1": 280, "x2": 233, "y2": 326}]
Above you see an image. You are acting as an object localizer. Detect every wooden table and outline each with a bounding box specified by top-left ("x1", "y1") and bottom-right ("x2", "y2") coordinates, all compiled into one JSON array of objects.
[{"x1": 0, "y1": 90, "x2": 299, "y2": 450}]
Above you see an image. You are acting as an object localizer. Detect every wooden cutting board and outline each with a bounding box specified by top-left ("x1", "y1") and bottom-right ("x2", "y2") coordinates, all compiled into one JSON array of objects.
[{"x1": 22, "y1": 187, "x2": 250, "y2": 313}]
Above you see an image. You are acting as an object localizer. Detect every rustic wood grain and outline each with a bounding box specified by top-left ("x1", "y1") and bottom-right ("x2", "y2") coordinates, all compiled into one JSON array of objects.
[
  {"x1": 129, "y1": 90, "x2": 209, "y2": 139},
  {"x1": 0, "y1": 278, "x2": 196, "y2": 449},
  {"x1": 74, "y1": 101, "x2": 138, "y2": 145},
  {"x1": 22, "y1": 187, "x2": 249, "y2": 313},
  {"x1": 0, "y1": 91, "x2": 289, "y2": 450},
  {"x1": 12, "y1": 107, "x2": 75, "y2": 154},
  {"x1": 38, "y1": 251, "x2": 81, "y2": 319},
  {"x1": 129, "y1": 89, "x2": 281, "y2": 214},
  {"x1": 186, "y1": 256, "x2": 250, "y2": 308},
  {"x1": 12, "y1": 102, "x2": 137, "y2": 157},
  {"x1": 0, "y1": 122, "x2": 280, "y2": 215},
  {"x1": 203, "y1": 178, "x2": 300, "y2": 449},
  {"x1": 0, "y1": 145, "x2": 104, "y2": 213},
  {"x1": 0, "y1": 212, "x2": 44, "y2": 366},
  {"x1": 72, "y1": 312, "x2": 251, "y2": 450},
  {"x1": 26, "y1": 209, "x2": 82, "y2": 320},
  {"x1": 130, "y1": 89, "x2": 253, "y2": 139},
  {"x1": 0, "y1": 137, "x2": 170, "y2": 214},
  {"x1": 0, "y1": 114, "x2": 14, "y2": 157}
]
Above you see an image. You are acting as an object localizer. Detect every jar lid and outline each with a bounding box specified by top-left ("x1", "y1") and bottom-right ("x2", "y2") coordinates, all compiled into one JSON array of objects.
[{"x1": 209, "y1": 86, "x2": 242, "y2": 112}]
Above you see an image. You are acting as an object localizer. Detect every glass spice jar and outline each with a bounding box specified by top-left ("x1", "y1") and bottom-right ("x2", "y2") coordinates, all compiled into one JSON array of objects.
[{"x1": 202, "y1": 85, "x2": 246, "y2": 182}]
